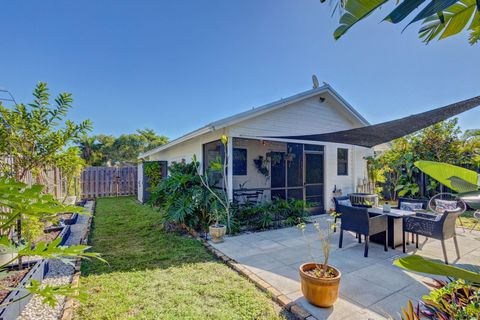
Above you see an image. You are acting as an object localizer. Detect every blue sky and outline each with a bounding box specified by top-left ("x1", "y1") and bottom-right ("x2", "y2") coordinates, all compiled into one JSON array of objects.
[{"x1": 1, "y1": 0, "x2": 479, "y2": 139}]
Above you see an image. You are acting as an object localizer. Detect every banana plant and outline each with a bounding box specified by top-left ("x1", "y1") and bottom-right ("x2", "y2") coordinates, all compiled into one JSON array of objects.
[
  {"x1": 394, "y1": 255, "x2": 480, "y2": 283},
  {"x1": 414, "y1": 160, "x2": 480, "y2": 210},
  {"x1": 326, "y1": 0, "x2": 480, "y2": 44}
]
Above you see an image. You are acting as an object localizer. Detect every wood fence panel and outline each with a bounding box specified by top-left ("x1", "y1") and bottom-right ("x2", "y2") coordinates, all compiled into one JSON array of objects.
[{"x1": 81, "y1": 166, "x2": 137, "y2": 198}]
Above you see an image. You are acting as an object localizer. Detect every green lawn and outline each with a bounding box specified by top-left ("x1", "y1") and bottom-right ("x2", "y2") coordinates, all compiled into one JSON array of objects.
[{"x1": 74, "y1": 197, "x2": 284, "y2": 320}]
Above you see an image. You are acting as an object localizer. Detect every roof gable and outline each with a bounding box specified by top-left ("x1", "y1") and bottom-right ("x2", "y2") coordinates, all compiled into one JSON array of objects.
[{"x1": 140, "y1": 84, "x2": 368, "y2": 158}]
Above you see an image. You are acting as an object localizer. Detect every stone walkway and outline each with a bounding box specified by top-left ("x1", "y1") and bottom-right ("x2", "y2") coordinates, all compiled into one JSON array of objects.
[
  {"x1": 210, "y1": 215, "x2": 480, "y2": 319},
  {"x1": 18, "y1": 201, "x2": 93, "y2": 320}
]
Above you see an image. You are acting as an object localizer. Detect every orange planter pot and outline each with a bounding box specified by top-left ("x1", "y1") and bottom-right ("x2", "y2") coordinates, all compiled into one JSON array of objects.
[{"x1": 299, "y1": 263, "x2": 341, "y2": 308}]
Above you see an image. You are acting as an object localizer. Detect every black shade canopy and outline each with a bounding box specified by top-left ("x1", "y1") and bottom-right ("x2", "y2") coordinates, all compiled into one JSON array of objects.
[{"x1": 273, "y1": 96, "x2": 480, "y2": 148}]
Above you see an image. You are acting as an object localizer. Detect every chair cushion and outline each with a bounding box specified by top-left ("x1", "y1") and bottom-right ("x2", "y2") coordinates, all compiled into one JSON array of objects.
[
  {"x1": 400, "y1": 202, "x2": 424, "y2": 212},
  {"x1": 338, "y1": 199, "x2": 352, "y2": 207},
  {"x1": 435, "y1": 199, "x2": 458, "y2": 213}
]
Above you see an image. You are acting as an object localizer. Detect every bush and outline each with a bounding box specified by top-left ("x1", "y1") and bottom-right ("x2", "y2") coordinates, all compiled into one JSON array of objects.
[
  {"x1": 422, "y1": 280, "x2": 480, "y2": 319},
  {"x1": 234, "y1": 198, "x2": 309, "y2": 231},
  {"x1": 149, "y1": 162, "x2": 222, "y2": 231}
]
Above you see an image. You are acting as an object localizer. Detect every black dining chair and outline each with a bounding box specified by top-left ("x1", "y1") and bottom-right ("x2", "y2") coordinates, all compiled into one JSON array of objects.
[
  {"x1": 333, "y1": 196, "x2": 372, "y2": 232},
  {"x1": 337, "y1": 204, "x2": 388, "y2": 257},
  {"x1": 403, "y1": 208, "x2": 462, "y2": 264}
]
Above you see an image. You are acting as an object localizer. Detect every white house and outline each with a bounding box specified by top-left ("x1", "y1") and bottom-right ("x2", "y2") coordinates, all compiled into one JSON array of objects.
[{"x1": 138, "y1": 84, "x2": 374, "y2": 212}]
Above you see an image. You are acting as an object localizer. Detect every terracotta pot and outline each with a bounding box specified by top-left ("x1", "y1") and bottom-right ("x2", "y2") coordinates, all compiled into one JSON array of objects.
[
  {"x1": 209, "y1": 224, "x2": 227, "y2": 243},
  {"x1": 299, "y1": 263, "x2": 341, "y2": 308}
]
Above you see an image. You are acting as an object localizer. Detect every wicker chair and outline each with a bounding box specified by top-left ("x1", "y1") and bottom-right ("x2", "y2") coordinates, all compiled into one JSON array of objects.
[
  {"x1": 337, "y1": 204, "x2": 388, "y2": 257},
  {"x1": 403, "y1": 208, "x2": 462, "y2": 264},
  {"x1": 333, "y1": 196, "x2": 372, "y2": 233}
]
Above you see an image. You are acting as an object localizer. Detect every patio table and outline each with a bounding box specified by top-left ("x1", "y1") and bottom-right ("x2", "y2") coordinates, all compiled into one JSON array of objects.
[{"x1": 368, "y1": 207, "x2": 416, "y2": 249}]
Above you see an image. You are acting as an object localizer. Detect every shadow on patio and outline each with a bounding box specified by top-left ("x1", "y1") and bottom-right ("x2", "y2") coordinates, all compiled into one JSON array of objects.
[{"x1": 210, "y1": 215, "x2": 480, "y2": 319}]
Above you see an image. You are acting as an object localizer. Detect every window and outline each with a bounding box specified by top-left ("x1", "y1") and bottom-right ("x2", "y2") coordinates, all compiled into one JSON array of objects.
[
  {"x1": 233, "y1": 148, "x2": 247, "y2": 175},
  {"x1": 337, "y1": 148, "x2": 348, "y2": 176}
]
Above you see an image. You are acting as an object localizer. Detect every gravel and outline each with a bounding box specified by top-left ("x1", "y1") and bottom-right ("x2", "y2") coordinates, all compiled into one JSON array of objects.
[{"x1": 17, "y1": 201, "x2": 94, "y2": 320}]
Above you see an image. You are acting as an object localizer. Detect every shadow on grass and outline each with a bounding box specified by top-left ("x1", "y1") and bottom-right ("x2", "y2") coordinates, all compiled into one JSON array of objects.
[{"x1": 81, "y1": 197, "x2": 216, "y2": 276}]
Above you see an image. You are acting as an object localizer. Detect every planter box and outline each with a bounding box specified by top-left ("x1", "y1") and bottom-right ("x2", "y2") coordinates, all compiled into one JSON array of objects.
[
  {"x1": 61, "y1": 212, "x2": 78, "y2": 226},
  {"x1": 43, "y1": 225, "x2": 71, "y2": 246},
  {"x1": 0, "y1": 259, "x2": 48, "y2": 320}
]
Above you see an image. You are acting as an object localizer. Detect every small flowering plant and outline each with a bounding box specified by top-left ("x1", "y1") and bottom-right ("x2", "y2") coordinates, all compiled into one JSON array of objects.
[{"x1": 298, "y1": 210, "x2": 340, "y2": 279}]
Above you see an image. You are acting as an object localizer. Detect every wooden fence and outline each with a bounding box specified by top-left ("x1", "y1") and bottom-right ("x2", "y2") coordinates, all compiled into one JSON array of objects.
[
  {"x1": 81, "y1": 166, "x2": 137, "y2": 198},
  {"x1": 1, "y1": 157, "x2": 67, "y2": 199}
]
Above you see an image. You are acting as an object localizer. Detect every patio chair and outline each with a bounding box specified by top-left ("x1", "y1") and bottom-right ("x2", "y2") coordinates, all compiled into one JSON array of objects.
[
  {"x1": 337, "y1": 204, "x2": 388, "y2": 257},
  {"x1": 402, "y1": 208, "x2": 462, "y2": 264},
  {"x1": 333, "y1": 196, "x2": 372, "y2": 233},
  {"x1": 396, "y1": 197, "x2": 430, "y2": 243}
]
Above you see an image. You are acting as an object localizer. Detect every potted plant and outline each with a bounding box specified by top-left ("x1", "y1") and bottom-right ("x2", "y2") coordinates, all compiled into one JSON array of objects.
[
  {"x1": 208, "y1": 200, "x2": 227, "y2": 243},
  {"x1": 194, "y1": 135, "x2": 232, "y2": 241},
  {"x1": 298, "y1": 212, "x2": 341, "y2": 308}
]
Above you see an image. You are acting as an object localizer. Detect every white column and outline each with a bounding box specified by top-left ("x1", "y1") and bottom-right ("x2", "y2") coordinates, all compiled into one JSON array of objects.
[{"x1": 227, "y1": 136, "x2": 234, "y2": 201}]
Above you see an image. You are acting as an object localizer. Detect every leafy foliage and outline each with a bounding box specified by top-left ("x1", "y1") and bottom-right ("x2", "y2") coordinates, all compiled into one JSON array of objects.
[
  {"x1": 149, "y1": 161, "x2": 219, "y2": 231},
  {"x1": 234, "y1": 198, "x2": 309, "y2": 231},
  {"x1": 0, "y1": 178, "x2": 104, "y2": 307},
  {"x1": 421, "y1": 280, "x2": 480, "y2": 319},
  {"x1": 0, "y1": 82, "x2": 91, "y2": 181},
  {"x1": 143, "y1": 161, "x2": 165, "y2": 192},
  {"x1": 394, "y1": 255, "x2": 480, "y2": 283},
  {"x1": 367, "y1": 119, "x2": 478, "y2": 200},
  {"x1": 79, "y1": 128, "x2": 168, "y2": 166},
  {"x1": 415, "y1": 160, "x2": 478, "y2": 192},
  {"x1": 53, "y1": 147, "x2": 85, "y2": 197},
  {"x1": 326, "y1": 0, "x2": 480, "y2": 44}
]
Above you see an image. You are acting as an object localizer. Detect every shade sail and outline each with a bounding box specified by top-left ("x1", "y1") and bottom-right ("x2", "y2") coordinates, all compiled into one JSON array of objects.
[{"x1": 273, "y1": 96, "x2": 480, "y2": 148}]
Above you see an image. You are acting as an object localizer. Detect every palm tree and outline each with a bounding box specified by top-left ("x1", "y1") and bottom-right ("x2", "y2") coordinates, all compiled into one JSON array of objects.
[{"x1": 78, "y1": 136, "x2": 98, "y2": 164}]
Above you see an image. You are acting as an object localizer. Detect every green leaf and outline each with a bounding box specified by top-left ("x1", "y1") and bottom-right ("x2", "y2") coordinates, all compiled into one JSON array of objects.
[
  {"x1": 334, "y1": 0, "x2": 387, "y2": 39},
  {"x1": 414, "y1": 161, "x2": 478, "y2": 192},
  {"x1": 418, "y1": 0, "x2": 479, "y2": 42},
  {"x1": 384, "y1": 0, "x2": 427, "y2": 23},
  {"x1": 409, "y1": 0, "x2": 459, "y2": 25},
  {"x1": 440, "y1": 1, "x2": 476, "y2": 39},
  {"x1": 394, "y1": 255, "x2": 480, "y2": 283}
]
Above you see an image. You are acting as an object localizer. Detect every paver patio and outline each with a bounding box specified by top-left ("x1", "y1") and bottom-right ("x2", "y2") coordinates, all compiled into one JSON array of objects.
[{"x1": 210, "y1": 215, "x2": 480, "y2": 319}]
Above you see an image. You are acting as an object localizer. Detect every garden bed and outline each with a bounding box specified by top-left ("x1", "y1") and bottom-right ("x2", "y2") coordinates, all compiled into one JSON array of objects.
[
  {"x1": 60, "y1": 212, "x2": 78, "y2": 225},
  {"x1": 38, "y1": 226, "x2": 71, "y2": 246},
  {"x1": 0, "y1": 260, "x2": 48, "y2": 320}
]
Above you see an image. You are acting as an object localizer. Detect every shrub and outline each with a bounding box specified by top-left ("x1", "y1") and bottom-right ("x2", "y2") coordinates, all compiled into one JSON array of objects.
[
  {"x1": 149, "y1": 162, "x2": 222, "y2": 231},
  {"x1": 235, "y1": 198, "x2": 309, "y2": 231}
]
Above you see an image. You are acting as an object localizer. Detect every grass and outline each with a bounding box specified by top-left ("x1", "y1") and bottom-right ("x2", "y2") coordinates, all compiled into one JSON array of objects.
[
  {"x1": 74, "y1": 197, "x2": 284, "y2": 320},
  {"x1": 459, "y1": 210, "x2": 479, "y2": 231}
]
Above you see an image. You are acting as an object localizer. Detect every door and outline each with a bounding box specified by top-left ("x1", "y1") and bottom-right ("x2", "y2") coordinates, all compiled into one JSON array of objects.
[{"x1": 304, "y1": 152, "x2": 324, "y2": 214}]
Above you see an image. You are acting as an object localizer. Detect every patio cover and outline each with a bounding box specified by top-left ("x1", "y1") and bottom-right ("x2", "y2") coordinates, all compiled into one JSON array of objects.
[{"x1": 272, "y1": 96, "x2": 480, "y2": 148}]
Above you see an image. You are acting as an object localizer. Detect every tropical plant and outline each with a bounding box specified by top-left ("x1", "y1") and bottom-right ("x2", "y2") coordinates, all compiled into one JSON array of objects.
[
  {"x1": 0, "y1": 178, "x2": 105, "y2": 307},
  {"x1": 0, "y1": 82, "x2": 91, "y2": 181},
  {"x1": 235, "y1": 198, "x2": 309, "y2": 230},
  {"x1": 194, "y1": 135, "x2": 232, "y2": 231},
  {"x1": 150, "y1": 161, "x2": 217, "y2": 231},
  {"x1": 395, "y1": 255, "x2": 480, "y2": 319},
  {"x1": 143, "y1": 161, "x2": 165, "y2": 193},
  {"x1": 325, "y1": 0, "x2": 480, "y2": 44},
  {"x1": 368, "y1": 119, "x2": 477, "y2": 200},
  {"x1": 54, "y1": 147, "x2": 85, "y2": 198}
]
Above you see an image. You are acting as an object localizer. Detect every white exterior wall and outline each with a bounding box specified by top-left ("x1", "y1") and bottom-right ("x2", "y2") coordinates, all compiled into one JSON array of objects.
[
  {"x1": 146, "y1": 130, "x2": 227, "y2": 173},
  {"x1": 142, "y1": 92, "x2": 372, "y2": 209}
]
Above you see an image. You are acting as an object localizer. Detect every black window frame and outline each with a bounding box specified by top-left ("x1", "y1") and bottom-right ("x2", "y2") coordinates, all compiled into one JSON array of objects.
[
  {"x1": 233, "y1": 148, "x2": 247, "y2": 176},
  {"x1": 337, "y1": 148, "x2": 348, "y2": 176}
]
